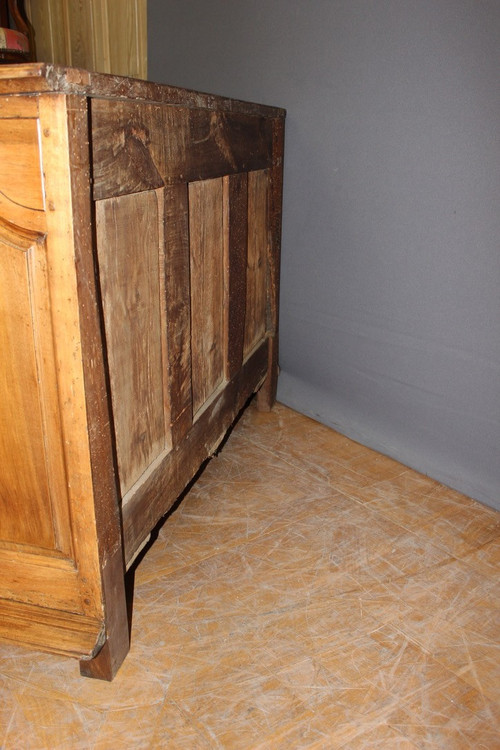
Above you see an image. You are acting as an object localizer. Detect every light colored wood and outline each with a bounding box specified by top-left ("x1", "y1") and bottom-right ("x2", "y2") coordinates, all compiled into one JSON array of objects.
[
  {"x1": 23, "y1": 0, "x2": 66, "y2": 65},
  {"x1": 189, "y1": 178, "x2": 225, "y2": 414},
  {"x1": 25, "y1": 0, "x2": 147, "y2": 78},
  {"x1": 37, "y1": 94, "x2": 103, "y2": 617},
  {"x1": 96, "y1": 189, "x2": 169, "y2": 496},
  {"x1": 0, "y1": 599, "x2": 102, "y2": 657},
  {"x1": 0, "y1": 97, "x2": 44, "y2": 220},
  {"x1": 0, "y1": 94, "x2": 106, "y2": 652},
  {"x1": 244, "y1": 169, "x2": 270, "y2": 356},
  {"x1": 0, "y1": 221, "x2": 58, "y2": 552},
  {"x1": 103, "y1": 0, "x2": 147, "y2": 79}
]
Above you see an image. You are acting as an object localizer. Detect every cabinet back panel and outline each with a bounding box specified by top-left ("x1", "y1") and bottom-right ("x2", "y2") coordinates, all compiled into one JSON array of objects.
[
  {"x1": 96, "y1": 190, "x2": 170, "y2": 495},
  {"x1": 189, "y1": 178, "x2": 225, "y2": 414}
]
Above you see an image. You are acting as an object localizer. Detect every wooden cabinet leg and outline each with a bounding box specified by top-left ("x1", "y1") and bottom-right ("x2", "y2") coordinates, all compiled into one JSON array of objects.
[
  {"x1": 257, "y1": 335, "x2": 278, "y2": 412},
  {"x1": 79, "y1": 551, "x2": 130, "y2": 681}
]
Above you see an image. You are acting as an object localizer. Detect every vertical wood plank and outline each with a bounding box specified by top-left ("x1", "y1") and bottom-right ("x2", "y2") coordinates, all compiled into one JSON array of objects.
[
  {"x1": 223, "y1": 172, "x2": 248, "y2": 379},
  {"x1": 26, "y1": 0, "x2": 147, "y2": 78},
  {"x1": 96, "y1": 190, "x2": 168, "y2": 495},
  {"x1": 164, "y1": 183, "x2": 193, "y2": 444},
  {"x1": 257, "y1": 119, "x2": 285, "y2": 411},
  {"x1": 89, "y1": 0, "x2": 111, "y2": 74},
  {"x1": 189, "y1": 178, "x2": 225, "y2": 414},
  {"x1": 244, "y1": 169, "x2": 269, "y2": 357},
  {"x1": 66, "y1": 94, "x2": 129, "y2": 678},
  {"x1": 64, "y1": 0, "x2": 95, "y2": 69},
  {"x1": 25, "y1": 0, "x2": 66, "y2": 65},
  {"x1": 105, "y1": 0, "x2": 147, "y2": 79}
]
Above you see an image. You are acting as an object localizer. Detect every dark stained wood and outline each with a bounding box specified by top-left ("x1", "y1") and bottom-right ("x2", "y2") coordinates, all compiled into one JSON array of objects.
[
  {"x1": 257, "y1": 118, "x2": 285, "y2": 411},
  {"x1": 163, "y1": 183, "x2": 193, "y2": 445},
  {"x1": 91, "y1": 99, "x2": 273, "y2": 199},
  {"x1": 224, "y1": 172, "x2": 248, "y2": 379},
  {"x1": 121, "y1": 340, "x2": 269, "y2": 565},
  {"x1": 189, "y1": 177, "x2": 225, "y2": 414},
  {"x1": 0, "y1": 63, "x2": 285, "y2": 119},
  {"x1": 244, "y1": 169, "x2": 269, "y2": 357},
  {"x1": 66, "y1": 95, "x2": 129, "y2": 680}
]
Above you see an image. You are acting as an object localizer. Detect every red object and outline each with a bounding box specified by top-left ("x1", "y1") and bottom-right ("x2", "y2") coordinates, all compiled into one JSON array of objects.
[{"x1": 0, "y1": 26, "x2": 29, "y2": 54}]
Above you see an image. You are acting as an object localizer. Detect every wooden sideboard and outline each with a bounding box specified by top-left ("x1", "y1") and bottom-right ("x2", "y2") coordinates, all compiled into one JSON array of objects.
[{"x1": 0, "y1": 64, "x2": 284, "y2": 679}]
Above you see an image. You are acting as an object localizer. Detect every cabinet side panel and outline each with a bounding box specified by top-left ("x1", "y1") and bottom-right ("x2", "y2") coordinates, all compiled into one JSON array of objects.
[
  {"x1": 244, "y1": 169, "x2": 270, "y2": 357},
  {"x1": 188, "y1": 178, "x2": 225, "y2": 414},
  {"x1": 96, "y1": 190, "x2": 168, "y2": 496},
  {"x1": 0, "y1": 227, "x2": 55, "y2": 549}
]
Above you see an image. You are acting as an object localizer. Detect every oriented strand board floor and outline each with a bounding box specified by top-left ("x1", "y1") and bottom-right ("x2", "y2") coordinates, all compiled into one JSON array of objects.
[{"x1": 1, "y1": 401, "x2": 499, "y2": 748}]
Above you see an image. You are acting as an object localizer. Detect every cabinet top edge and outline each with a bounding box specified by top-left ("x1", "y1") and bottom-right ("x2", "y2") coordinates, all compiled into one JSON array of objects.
[{"x1": 0, "y1": 63, "x2": 286, "y2": 118}]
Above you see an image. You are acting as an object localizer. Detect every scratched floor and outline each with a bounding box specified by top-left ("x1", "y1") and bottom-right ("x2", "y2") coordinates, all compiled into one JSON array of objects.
[{"x1": 1, "y1": 401, "x2": 500, "y2": 749}]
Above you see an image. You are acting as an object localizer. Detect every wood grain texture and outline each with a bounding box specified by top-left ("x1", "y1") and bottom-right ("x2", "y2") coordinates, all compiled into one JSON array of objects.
[
  {"x1": 0, "y1": 115, "x2": 44, "y2": 213},
  {"x1": 121, "y1": 341, "x2": 269, "y2": 565},
  {"x1": 0, "y1": 67, "x2": 284, "y2": 677},
  {"x1": 224, "y1": 172, "x2": 248, "y2": 379},
  {"x1": 25, "y1": 0, "x2": 147, "y2": 78},
  {"x1": 257, "y1": 118, "x2": 285, "y2": 411},
  {"x1": 0, "y1": 599, "x2": 103, "y2": 657},
  {"x1": 189, "y1": 178, "x2": 225, "y2": 414},
  {"x1": 163, "y1": 183, "x2": 193, "y2": 445},
  {"x1": 36, "y1": 93, "x2": 106, "y2": 620},
  {"x1": 0, "y1": 222, "x2": 56, "y2": 550},
  {"x1": 0, "y1": 64, "x2": 285, "y2": 121},
  {"x1": 67, "y1": 94, "x2": 129, "y2": 678},
  {"x1": 0, "y1": 93, "x2": 108, "y2": 657},
  {"x1": 96, "y1": 189, "x2": 168, "y2": 496},
  {"x1": 91, "y1": 100, "x2": 274, "y2": 199},
  {"x1": 244, "y1": 169, "x2": 270, "y2": 357}
]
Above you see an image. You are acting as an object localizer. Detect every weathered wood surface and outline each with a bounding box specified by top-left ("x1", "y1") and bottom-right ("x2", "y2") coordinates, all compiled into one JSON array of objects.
[
  {"x1": 91, "y1": 100, "x2": 274, "y2": 199},
  {"x1": 96, "y1": 189, "x2": 168, "y2": 495},
  {"x1": 121, "y1": 342, "x2": 269, "y2": 565},
  {"x1": 0, "y1": 66, "x2": 284, "y2": 679},
  {"x1": 224, "y1": 172, "x2": 248, "y2": 379},
  {"x1": 189, "y1": 177, "x2": 225, "y2": 414},
  {"x1": 0, "y1": 63, "x2": 285, "y2": 119},
  {"x1": 245, "y1": 169, "x2": 270, "y2": 357},
  {"x1": 68, "y1": 95, "x2": 129, "y2": 680},
  {"x1": 257, "y1": 117, "x2": 285, "y2": 411},
  {"x1": 163, "y1": 183, "x2": 193, "y2": 446}
]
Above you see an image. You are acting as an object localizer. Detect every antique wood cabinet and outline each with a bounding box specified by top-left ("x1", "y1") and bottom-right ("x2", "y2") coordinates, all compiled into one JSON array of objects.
[{"x1": 0, "y1": 64, "x2": 284, "y2": 679}]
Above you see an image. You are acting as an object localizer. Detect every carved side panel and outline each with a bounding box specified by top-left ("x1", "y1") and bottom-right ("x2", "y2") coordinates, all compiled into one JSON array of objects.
[
  {"x1": 0, "y1": 221, "x2": 54, "y2": 549},
  {"x1": 0, "y1": 95, "x2": 104, "y2": 645}
]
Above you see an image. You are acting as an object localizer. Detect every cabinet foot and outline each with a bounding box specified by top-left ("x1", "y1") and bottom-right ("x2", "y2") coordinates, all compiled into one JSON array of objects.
[
  {"x1": 79, "y1": 556, "x2": 131, "y2": 680},
  {"x1": 79, "y1": 632, "x2": 129, "y2": 681}
]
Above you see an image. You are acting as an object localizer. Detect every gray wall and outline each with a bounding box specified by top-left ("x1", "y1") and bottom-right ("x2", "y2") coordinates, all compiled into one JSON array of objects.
[{"x1": 148, "y1": 0, "x2": 500, "y2": 510}]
